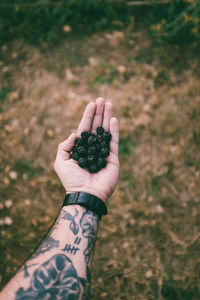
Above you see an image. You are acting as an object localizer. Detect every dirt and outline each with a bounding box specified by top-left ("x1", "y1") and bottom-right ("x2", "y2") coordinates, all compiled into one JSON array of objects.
[{"x1": 0, "y1": 28, "x2": 200, "y2": 299}]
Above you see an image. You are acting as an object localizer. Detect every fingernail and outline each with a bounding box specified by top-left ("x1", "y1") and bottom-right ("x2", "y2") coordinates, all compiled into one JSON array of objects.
[{"x1": 96, "y1": 97, "x2": 104, "y2": 102}]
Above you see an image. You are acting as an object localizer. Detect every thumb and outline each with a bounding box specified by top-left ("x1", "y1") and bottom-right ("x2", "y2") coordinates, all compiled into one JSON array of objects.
[{"x1": 57, "y1": 133, "x2": 76, "y2": 160}]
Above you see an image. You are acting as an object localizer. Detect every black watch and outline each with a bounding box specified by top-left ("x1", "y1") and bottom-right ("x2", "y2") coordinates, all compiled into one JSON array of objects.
[{"x1": 62, "y1": 192, "x2": 108, "y2": 219}]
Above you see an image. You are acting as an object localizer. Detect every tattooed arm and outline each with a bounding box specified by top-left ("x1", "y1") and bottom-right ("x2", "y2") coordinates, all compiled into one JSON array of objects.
[
  {"x1": 0, "y1": 205, "x2": 98, "y2": 300},
  {"x1": 0, "y1": 98, "x2": 119, "y2": 300}
]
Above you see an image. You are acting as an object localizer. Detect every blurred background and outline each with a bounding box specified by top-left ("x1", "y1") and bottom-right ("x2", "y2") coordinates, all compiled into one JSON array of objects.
[{"x1": 0, "y1": 0, "x2": 200, "y2": 299}]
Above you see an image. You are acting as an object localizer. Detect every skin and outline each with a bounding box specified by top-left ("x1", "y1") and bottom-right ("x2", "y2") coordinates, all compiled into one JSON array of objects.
[
  {"x1": 54, "y1": 97, "x2": 119, "y2": 202},
  {"x1": 0, "y1": 97, "x2": 119, "y2": 300}
]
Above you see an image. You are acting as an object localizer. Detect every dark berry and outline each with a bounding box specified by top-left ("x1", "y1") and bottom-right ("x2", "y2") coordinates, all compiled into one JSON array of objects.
[
  {"x1": 78, "y1": 157, "x2": 87, "y2": 168},
  {"x1": 77, "y1": 146, "x2": 87, "y2": 156},
  {"x1": 81, "y1": 131, "x2": 90, "y2": 141},
  {"x1": 71, "y1": 145, "x2": 77, "y2": 152},
  {"x1": 103, "y1": 131, "x2": 112, "y2": 142},
  {"x1": 95, "y1": 143, "x2": 101, "y2": 152},
  {"x1": 73, "y1": 127, "x2": 112, "y2": 173},
  {"x1": 88, "y1": 164, "x2": 99, "y2": 173},
  {"x1": 100, "y1": 147, "x2": 110, "y2": 157},
  {"x1": 74, "y1": 137, "x2": 83, "y2": 146},
  {"x1": 96, "y1": 126, "x2": 104, "y2": 136},
  {"x1": 95, "y1": 143, "x2": 102, "y2": 153},
  {"x1": 87, "y1": 135, "x2": 97, "y2": 146},
  {"x1": 87, "y1": 154, "x2": 96, "y2": 164},
  {"x1": 97, "y1": 157, "x2": 107, "y2": 168},
  {"x1": 101, "y1": 140, "x2": 109, "y2": 148},
  {"x1": 88, "y1": 146, "x2": 96, "y2": 155},
  {"x1": 72, "y1": 152, "x2": 79, "y2": 161}
]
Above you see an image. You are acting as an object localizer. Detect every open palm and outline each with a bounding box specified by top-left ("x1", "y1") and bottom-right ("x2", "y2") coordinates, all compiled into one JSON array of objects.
[{"x1": 54, "y1": 98, "x2": 119, "y2": 203}]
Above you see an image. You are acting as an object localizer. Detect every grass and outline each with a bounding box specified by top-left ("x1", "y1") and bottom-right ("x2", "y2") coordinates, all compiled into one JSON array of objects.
[
  {"x1": 89, "y1": 59, "x2": 120, "y2": 87},
  {"x1": 118, "y1": 136, "x2": 134, "y2": 158},
  {"x1": 150, "y1": 175, "x2": 162, "y2": 198},
  {"x1": 13, "y1": 159, "x2": 43, "y2": 179},
  {"x1": 161, "y1": 280, "x2": 200, "y2": 300},
  {"x1": 1, "y1": 27, "x2": 200, "y2": 300},
  {"x1": 0, "y1": 86, "x2": 11, "y2": 102},
  {"x1": 193, "y1": 129, "x2": 200, "y2": 147}
]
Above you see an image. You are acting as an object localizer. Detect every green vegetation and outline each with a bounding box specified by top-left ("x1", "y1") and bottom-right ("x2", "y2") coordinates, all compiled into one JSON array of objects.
[
  {"x1": 193, "y1": 129, "x2": 200, "y2": 147},
  {"x1": 161, "y1": 280, "x2": 200, "y2": 299},
  {"x1": 13, "y1": 159, "x2": 43, "y2": 178},
  {"x1": 90, "y1": 59, "x2": 120, "y2": 86},
  {"x1": 1, "y1": 0, "x2": 200, "y2": 46},
  {"x1": 118, "y1": 136, "x2": 134, "y2": 157},
  {"x1": 149, "y1": 0, "x2": 200, "y2": 44},
  {"x1": 0, "y1": 86, "x2": 11, "y2": 102},
  {"x1": 0, "y1": 0, "x2": 129, "y2": 45},
  {"x1": 150, "y1": 175, "x2": 162, "y2": 197}
]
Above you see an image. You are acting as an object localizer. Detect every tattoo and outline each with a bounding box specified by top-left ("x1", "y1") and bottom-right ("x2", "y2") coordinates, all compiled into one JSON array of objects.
[
  {"x1": 32, "y1": 237, "x2": 59, "y2": 258},
  {"x1": 23, "y1": 264, "x2": 30, "y2": 278},
  {"x1": 17, "y1": 263, "x2": 38, "y2": 278},
  {"x1": 74, "y1": 237, "x2": 81, "y2": 245},
  {"x1": 79, "y1": 266, "x2": 91, "y2": 300},
  {"x1": 61, "y1": 236, "x2": 81, "y2": 255},
  {"x1": 62, "y1": 244, "x2": 80, "y2": 255},
  {"x1": 15, "y1": 254, "x2": 81, "y2": 300},
  {"x1": 80, "y1": 211, "x2": 98, "y2": 264},
  {"x1": 61, "y1": 209, "x2": 79, "y2": 235}
]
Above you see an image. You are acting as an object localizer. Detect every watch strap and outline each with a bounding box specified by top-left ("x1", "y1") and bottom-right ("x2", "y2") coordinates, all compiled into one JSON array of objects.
[{"x1": 62, "y1": 192, "x2": 107, "y2": 218}]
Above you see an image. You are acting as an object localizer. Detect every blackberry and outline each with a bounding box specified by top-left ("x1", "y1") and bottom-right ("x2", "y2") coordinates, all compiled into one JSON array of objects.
[
  {"x1": 87, "y1": 135, "x2": 97, "y2": 146},
  {"x1": 81, "y1": 131, "x2": 90, "y2": 141},
  {"x1": 74, "y1": 137, "x2": 83, "y2": 146},
  {"x1": 97, "y1": 157, "x2": 107, "y2": 168},
  {"x1": 88, "y1": 164, "x2": 99, "y2": 173},
  {"x1": 87, "y1": 154, "x2": 96, "y2": 164},
  {"x1": 71, "y1": 145, "x2": 77, "y2": 153},
  {"x1": 101, "y1": 140, "x2": 109, "y2": 148},
  {"x1": 96, "y1": 126, "x2": 104, "y2": 136},
  {"x1": 77, "y1": 146, "x2": 87, "y2": 156},
  {"x1": 103, "y1": 131, "x2": 112, "y2": 142},
  {"x1": 72, "y1": 152, "x2": 79, "y2": 161},
  {"x1": 95, "y1": 143, "x2": 101, "y2": 152},
  {"x1": 78, "y1": 157, "x2": 87, "y2": 168},
  {"x1": 100, "y1": 146, "x2": 110, "y2": 157},
  {"x1": 71, "y1": 126, "x2": 112, "y2": 173},
  {"x1": 88, "y1": 146, "x2": 96, "y2": 155}
]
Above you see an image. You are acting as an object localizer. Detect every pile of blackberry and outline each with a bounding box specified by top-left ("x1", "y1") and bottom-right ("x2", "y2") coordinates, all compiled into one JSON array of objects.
[{"x1": 70, "y1": 126, "x2": 112, "y2": 173}]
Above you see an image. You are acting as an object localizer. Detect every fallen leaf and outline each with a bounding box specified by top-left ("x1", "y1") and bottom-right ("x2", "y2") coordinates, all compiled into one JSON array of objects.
[
  {"x1": 46, "y1": 129, "x2": 54, "y2": 138},
  {"x1": 9, "y1": 171, "x2": 18, "y2": 180},
  {"x1": 145, "y1": 270, "x2": 153, "y2": 278},
  {"x1": 63, "y1": 25, "x2": 71, "y2": 33}
]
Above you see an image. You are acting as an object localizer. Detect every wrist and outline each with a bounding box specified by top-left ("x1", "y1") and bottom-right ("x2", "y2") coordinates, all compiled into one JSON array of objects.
[
  {"x1": 65, "y1": 189, "x2": 109, "y2": 203},
  {"x1": 63, "y1": 192, "x2": 108, "y2": 219}
]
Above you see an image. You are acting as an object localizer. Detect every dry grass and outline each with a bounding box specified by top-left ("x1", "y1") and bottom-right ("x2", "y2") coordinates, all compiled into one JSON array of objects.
[{"x1": 0, "y1": 29, "x2": 200, "y2": 299}]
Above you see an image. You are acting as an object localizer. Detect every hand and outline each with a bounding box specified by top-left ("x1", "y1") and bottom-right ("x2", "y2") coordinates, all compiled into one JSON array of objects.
[{"x1": 54, "y1": 97, "x2": 119, "y2": 203}]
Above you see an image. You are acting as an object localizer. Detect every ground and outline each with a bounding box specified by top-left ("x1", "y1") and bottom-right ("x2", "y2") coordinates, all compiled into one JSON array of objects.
[{"x1": 0, "y1": 28, "x2": 200, "y2": 299}]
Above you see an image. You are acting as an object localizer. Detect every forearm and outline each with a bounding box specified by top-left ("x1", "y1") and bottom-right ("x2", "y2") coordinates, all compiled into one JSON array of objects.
[
  {"x1": 0, "y1": 205, "x2": 99, "y2": 300},
  {"x1": 0, "y1": 98, "x2": 119, "y2": 299}
]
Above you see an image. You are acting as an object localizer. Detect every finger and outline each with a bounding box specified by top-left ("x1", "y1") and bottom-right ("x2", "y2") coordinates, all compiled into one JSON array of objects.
[
  {"x1": 102, "y1": 101, "x2": 113, "y2": 131},
  {"x1": 109, "y1": 117, "x2": 119, "y2": 156},
  {"x1": 77, "y1": 102, "x2": 96, "y2": 135},
  {"x1": 91, "y1": 97, "x2": 105, "y2": 133},
  {"x1": 58, "y1": 133, "x2": 76, "y2": 160}
]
